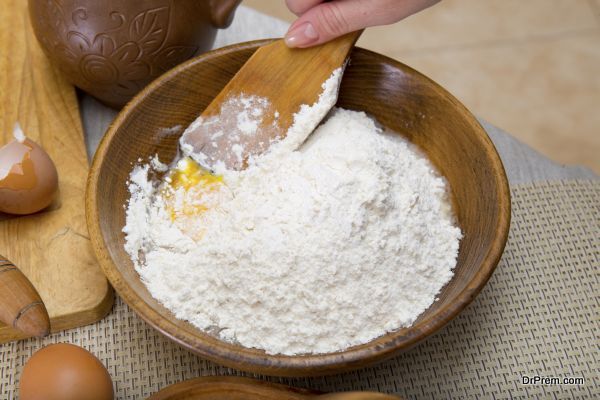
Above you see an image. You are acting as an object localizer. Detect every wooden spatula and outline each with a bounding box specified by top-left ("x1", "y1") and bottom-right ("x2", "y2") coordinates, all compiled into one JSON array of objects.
[{"x1": 180, "y1": 31, "x2": 362, "y2": 171}]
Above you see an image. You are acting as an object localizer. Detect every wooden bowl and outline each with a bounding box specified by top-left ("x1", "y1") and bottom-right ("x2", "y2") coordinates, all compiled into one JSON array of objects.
[
  {"x1": 86, "y1": 40, "x2": 510, "y2": 377},
  {"x1": 146, "y1": 376, "x2": 399, "y2": 400}
]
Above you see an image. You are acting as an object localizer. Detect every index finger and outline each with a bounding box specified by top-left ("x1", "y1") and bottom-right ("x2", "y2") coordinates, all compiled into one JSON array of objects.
[{"x1": 285, "y1": 0, "x2": 324, "y2": 16}]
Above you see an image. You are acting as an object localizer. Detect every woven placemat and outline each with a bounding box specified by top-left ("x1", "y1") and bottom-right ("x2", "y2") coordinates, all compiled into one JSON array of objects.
[{"x1": 1, "y1": 180, "x2": 598, "y2": 399}]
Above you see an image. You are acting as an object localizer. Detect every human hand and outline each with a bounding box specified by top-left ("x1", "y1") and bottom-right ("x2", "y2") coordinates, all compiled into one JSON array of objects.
[{"x1": 284, "y1": 0, "x2": 440, "y2": 48}]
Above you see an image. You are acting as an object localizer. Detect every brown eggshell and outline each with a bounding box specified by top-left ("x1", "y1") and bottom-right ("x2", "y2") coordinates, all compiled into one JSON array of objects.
[
  {"x1": 19, "y1": 343, "x2": 114, "y2": 400},
  {"x1": 0, "y1": 138, "x2": 58, "y2": 215}
]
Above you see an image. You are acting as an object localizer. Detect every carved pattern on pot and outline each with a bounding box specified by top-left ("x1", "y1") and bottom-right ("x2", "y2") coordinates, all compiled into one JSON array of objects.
[{"x1": 34, "y1": 0, "x2": 198, "y2": 102}]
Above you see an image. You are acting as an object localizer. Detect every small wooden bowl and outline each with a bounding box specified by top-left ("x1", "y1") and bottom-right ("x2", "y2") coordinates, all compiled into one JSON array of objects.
[
  {"x1": 146, "y1": 376, "x2": 399, "y2": 399},
  {"x1": 86, "y1": 40, "x2": 510, "y2": 377}
]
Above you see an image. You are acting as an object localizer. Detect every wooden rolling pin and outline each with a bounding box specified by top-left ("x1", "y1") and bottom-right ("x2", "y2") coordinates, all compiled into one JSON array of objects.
[{"x1": 0, "y1": 255, "x2": 50, "y2": 337}]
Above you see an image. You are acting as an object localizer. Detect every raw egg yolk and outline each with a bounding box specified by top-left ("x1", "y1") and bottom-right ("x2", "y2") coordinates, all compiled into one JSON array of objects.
[
  {"x1": 162, "y1": 157, "x2": 223, "y2": 221},
  {"x1": 168, "y1": 157, "x2": 223, "y2": 190}
]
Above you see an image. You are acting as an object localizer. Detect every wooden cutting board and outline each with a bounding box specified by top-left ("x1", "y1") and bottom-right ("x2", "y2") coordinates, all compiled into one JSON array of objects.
[{"x1": 0, "y1": 0, "x2": 113, "y2": 342}]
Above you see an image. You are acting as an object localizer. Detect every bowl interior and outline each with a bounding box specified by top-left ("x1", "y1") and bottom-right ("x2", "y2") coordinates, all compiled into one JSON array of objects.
[{"x1": 87, "y1": 40, "x2": 510, "y2": 376}]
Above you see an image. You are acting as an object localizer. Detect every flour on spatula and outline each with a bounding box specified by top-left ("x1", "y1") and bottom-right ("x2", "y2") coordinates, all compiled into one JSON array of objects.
[
  {"x1": 123, "y1": 69, "x2": 462, "y2": 356},
  {"x1": 179, "y1": 68, "x2": 343, "y2": 172}
]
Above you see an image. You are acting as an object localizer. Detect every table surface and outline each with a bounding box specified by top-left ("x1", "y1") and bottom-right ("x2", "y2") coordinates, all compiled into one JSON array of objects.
[{"x1": 80, "y1": 5, "x2": 597, "y2": 185}]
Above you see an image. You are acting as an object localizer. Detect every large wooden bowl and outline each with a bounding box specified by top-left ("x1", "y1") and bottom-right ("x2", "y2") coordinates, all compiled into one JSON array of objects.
[{"x1": 86, "y1": 40, "x2": 510, "y2": 377}]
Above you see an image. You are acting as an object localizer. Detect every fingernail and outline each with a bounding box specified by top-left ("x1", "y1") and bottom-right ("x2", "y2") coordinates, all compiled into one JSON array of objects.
[{"x1": 285, "y1": 22, "x2": 319, "y2": 48}]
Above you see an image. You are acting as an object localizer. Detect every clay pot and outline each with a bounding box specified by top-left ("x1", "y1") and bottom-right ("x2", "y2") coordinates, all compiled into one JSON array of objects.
[{"x1": 28, "y1": 0, "x2": 241, "y2": 108}]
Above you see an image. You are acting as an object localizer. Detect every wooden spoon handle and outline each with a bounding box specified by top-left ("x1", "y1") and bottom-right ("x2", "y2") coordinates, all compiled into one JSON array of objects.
[{"x1": 0, "y1": 256, "x2": 50, "y2": 337}]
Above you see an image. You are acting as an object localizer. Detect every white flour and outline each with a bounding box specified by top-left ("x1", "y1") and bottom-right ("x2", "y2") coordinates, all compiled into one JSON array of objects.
[
  {"x1": 123, "y1": 71, "x2": 462, "y2": 356},
  {"x1": 180, "y1": 68, "x2": 343, "y2": 173}
]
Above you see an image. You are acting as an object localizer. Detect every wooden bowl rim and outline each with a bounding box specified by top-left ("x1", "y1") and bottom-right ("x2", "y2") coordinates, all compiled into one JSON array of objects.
[
  {"x1": 146, "y1": 376, "x2": 320, "y2": 399},
  {"x1": 86, "y1": 39, "x2": 511, "y2": 376},
  {"x1": 146, "y1": 375, "x2": 399, "y2": 399}
]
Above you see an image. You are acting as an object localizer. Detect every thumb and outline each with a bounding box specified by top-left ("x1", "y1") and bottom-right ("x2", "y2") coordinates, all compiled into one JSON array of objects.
[
  {"x1": 284, "y1": 0, "x2": 440, "y2": 48},
  {"x1": 285, "y1": 0, "x2": 366, "y2": 48}
]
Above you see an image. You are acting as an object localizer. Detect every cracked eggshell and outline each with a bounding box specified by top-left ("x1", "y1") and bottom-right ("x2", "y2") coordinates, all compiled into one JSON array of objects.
[{"x1": 0, "y1": 138, "x2": 59, "y2": 215}]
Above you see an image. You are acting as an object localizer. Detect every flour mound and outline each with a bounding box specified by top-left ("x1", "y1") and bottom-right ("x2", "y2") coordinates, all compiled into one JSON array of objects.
[{"x1": 124, "y1": 106, "x2": 462, "y2": 355}]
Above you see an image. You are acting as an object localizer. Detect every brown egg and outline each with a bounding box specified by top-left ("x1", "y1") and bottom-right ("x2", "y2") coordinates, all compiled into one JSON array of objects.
[
  {"x1": 0, "y1": 125, "x2": 58, "y2": 215},
  {"x1": 20, "y1": 343, "x2": 114, "y2": 400}
]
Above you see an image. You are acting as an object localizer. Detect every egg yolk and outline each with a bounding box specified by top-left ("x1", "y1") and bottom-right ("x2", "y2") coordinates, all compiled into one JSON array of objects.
[
  {"x1": 162, "y1": 157, "x2": 223, "y2": 221},
  {"x1": 167, "y1": 157, "x2": 223, "y2": 190}
]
